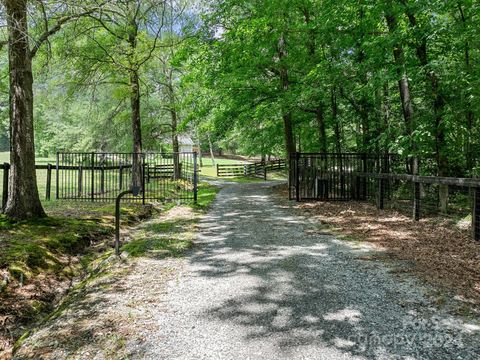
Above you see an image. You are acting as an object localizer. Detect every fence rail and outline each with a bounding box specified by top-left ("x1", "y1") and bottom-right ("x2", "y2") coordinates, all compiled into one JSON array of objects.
[
  {"x1": 217, "y1": 159, "x2": 286, "y2": 179},
  {"x1": 289, "y1": 152, "x2": 480, "y2": 242},
  {"x1": 1, "y1": 152, "x2": 198, "y2": 207}
]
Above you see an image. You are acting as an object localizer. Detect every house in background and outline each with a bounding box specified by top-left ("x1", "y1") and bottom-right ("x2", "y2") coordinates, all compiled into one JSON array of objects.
[{"x1": 177, "y1": 135, "x2": 195, "y2": 153}]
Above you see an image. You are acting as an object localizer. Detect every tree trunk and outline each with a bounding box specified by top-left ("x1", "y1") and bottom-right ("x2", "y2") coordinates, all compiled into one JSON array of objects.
[
  {"x1": 170, "y1": 108, "x2": 181, "y2": 180},
  {"x1": 278, "y1": 33, "x2": 296, "y2": 157},
  {"x1": 4, "y1": 0, "x2": 46, "y2": 219},
  {"x1": 130, "y1": 68, "x2": 143, "y2": 189},
  {"x1": 385, "y1": 5, "x2": 417, "y2": 173},
  {"x1": 208, "y1": 133, "x2": 215, "y2": 166},
  {"x1": 402, "y1": 2, "x2": 448, "y2": 209},
  {"x1": 332, "y1": 86, "x2": 342, "y2": 154},
  {"x1": 458, "y1": 3, "x2": 474, "y2": 173},
  {"x1": 315, "y1": 107, "x2": 327, "y2": 153}
]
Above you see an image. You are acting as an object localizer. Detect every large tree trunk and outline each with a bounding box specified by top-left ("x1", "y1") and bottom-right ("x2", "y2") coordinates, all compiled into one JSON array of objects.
[
  {"x1": 458, "y1": 4, "x2": 474, "y2": 173},
  {"x1": 3, "y1": 0, "x2": 46, "y2": 219},
  {"x1": 385, "y1": 4, "x2": 417, "y2": 174},
  {"x1": 331, "y1": 86, "x2": 342, "y2": 154},
  {"x1": 278, "y1": 33, "x2": 296, "y2": 157},
  {"x1": 130, "y1": 68, "x2": 143, "y2": 189},
  {"x1": 401, "y1": 1, "x2": 448, "y2": 211},
  {"x1": 207, "y1": 133, "x2": 215, "y2": 166},
  {"x1": 166, "y1": 69, "x2": 181, "y2": 180},
  {"x1": 170, "y1": 109, "x2": 181, "y2": 180},
  {"x1": 316, "y1": 106, "x2": 327, "y2": 153}
]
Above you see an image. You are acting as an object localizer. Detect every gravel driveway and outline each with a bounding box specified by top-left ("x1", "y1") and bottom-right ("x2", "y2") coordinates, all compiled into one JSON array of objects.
[
  {"x1": 14, "y1": 181, "x2": 480, "y2": 360},
  {"x1": 133, "y1": 182, "x2": 480, "y2": 360}
]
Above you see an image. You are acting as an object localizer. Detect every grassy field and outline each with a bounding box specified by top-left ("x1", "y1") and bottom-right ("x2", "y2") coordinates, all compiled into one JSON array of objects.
[{"x1": 198, "y1": 156, "x2": 248, "y2": 178}]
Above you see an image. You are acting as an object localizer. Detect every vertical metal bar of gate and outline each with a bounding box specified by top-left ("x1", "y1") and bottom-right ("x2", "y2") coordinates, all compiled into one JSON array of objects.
[
  {"x1": 295, "y1": 152, "x2": 300, "y2": 202},
  {"x1": 55, "y1": 152, "x2": 59, "y2": 200},
  {"x1": 193, "y1": 152, "x2": 198, "y2": 204},
  {"x1": 91, "y1": 152, "x2": 95, "y2": 202}
]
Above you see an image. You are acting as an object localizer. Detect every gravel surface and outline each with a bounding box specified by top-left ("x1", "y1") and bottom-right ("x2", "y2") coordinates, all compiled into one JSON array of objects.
[
  {"x1": 132, "y1": 182, "x2": 480, "y2": 360},
  {"x1": 14, "y1": 181, "x2": 480, "y2": 359}
]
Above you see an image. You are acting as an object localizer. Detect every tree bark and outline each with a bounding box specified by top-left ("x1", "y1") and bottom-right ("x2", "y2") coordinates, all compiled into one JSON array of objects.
[
  {"x1": 130, "y1": 68, "x2": 143, "y2": 188},
  {"x1": 385, "y1": 3, "x2": 417, "y2": 173},
  {"x1": 278, "y1": 33, "x2": 296, "y2": 157},
  {"x1": 128, "y1": 17, "x2": 142, "y2": 188},
  {"x1": 457, "y1": 3, "x2": 474, "y2": 173},
  {"x1": 401, "y1": 1, "x2": 448, "y2": 210},
  {"x1": 4, "y1": 0, "x2": 46, "y2": 219},
  {"x1": 170, "y1": 108, "x2": 181, "y2": 180},
  {"x1": 331, "y1": 86, "x2": 342, "y2": 154},
  {"x1": 316, "y1": 106, "x2": 327, "y2": 153},
  {"x1": 207, "y1": 133, "x2": 215, "y2": 166}
]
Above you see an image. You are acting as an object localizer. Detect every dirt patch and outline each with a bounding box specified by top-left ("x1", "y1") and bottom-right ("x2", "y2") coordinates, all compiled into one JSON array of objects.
[{"x1": 274, "y1": 185, "x2": 480, "y2": 310}]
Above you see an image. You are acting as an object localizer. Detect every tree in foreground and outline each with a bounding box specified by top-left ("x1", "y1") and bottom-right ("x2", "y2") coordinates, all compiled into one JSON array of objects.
[{"x1": 1, "y1": 0, "x2": 103, "y2": 219}]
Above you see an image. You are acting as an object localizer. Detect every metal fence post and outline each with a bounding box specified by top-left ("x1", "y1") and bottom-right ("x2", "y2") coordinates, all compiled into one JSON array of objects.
[
  {"x1": 56, "y1": 153, "x2": 60, "y2": 200},
  {"x1": 91, "y1": 152, "x2": 95, "y2": 202},
  {"x1": 473, "y1": 187, "x2": 480, "y2": 242},
  {"x1": 2, "y1": 163, "x2": 9, "y2": 210},
  {"x1": 377, "y1": 177, "x2": 385, "y2": 210},
  {"x1": 78, "y1": 166, "x2": 83, "y2": 198},
  {"x1": 46, "y1": 164, "x2": 52, "y2": 201},
  {"x1": 193, "y1": 152, "x2": 198, "y2": 204},
  {"x1": 142, "y1": 156, "x2": 146, "y2": 205},
  {"x1": 413, "y1": 180, "x2": 420, "y2": 221},
  {"x1": 362, "y1": 153, "x2": 367, "y2": 200},
  {"x1": 119, "y1": 165, "x2": 123, "y2": 190},
  {"x1": 100, "y1": 166, "x2": 105, "y2": 194},
  {"x1": 295, "y1": 152, "x2": 300, "y2": 202}
]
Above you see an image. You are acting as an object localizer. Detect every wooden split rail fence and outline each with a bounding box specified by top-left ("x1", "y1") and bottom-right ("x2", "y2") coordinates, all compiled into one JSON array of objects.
[{"x1": 216, "y1": 159, "x2": 286, "y2": 179}]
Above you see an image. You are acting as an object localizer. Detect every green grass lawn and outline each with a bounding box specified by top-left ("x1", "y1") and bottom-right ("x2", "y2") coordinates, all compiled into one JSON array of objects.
[{"x1": 198, "y1": 156, "x2": 248, "y2": 178}]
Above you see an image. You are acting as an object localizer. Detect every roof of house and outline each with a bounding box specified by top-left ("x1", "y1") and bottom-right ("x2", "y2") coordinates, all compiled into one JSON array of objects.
[{"x1": 177, "y1": 135, "x2": 194, "y2": 146}]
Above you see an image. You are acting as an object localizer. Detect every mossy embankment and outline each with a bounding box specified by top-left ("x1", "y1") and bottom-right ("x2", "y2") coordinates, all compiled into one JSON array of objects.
[{"x1": 0, "y1": 202, "x2": 154, "y2": 358}]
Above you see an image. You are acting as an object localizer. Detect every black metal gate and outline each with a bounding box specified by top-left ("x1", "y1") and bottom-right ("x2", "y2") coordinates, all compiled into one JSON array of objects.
[
  {"x1": 289, "y1": 153, "x2": 391, "y2": 201},
  {"x1": 56, "y1": 152, "x2": 198, "y2": 203}
]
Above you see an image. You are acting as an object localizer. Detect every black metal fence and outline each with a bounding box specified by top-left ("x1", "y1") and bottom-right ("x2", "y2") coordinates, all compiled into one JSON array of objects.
[
  {"x1": 55, "y1": 152, "x2": 198, "y2": 203},
  {"x1": 289, "y1": 153, "x2": 393, "y2": 201},
  {"x1": 289, "y1": 152, "x2": 480, "y2": 241}
]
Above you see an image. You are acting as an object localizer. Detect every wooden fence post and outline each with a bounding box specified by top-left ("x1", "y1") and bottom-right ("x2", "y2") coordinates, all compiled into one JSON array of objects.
[
  {"x1": 413, "y1": 180, "x2": 420, "y2": 221},
  {"x1": 46, "y1": 164, "x2": 52, "y2": 201},
  {"x1": 216, "y1": 164, "x2": 219, "y2": 177},
  {"x1": 473, "y1": 187, "x2": 480, "y2": 242},
  {"x1": 2, "y1": 163, "x2": 9, "y2": 210}
]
